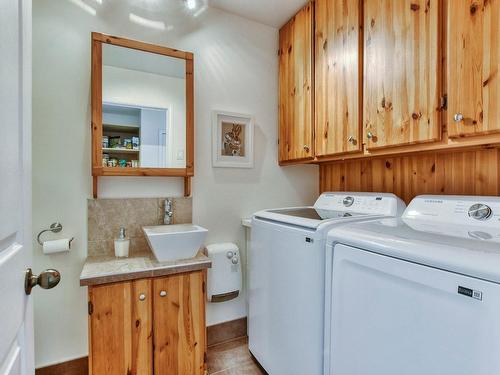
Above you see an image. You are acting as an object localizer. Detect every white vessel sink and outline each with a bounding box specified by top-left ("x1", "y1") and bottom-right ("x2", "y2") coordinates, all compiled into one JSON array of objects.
[{"x1": 142, "y1": 224, "x2": 208, "y2": 262}]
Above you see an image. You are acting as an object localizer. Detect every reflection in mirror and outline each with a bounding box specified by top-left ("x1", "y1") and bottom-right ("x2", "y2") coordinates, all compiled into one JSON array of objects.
[{"x1": 102, "y1": 44, "x2": 186, "y2": 168}]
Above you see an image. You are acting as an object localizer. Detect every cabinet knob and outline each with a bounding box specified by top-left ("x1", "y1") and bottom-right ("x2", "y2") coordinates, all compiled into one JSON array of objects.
[
  {"x1": 453, "y1": 113, "x2": 464, "y2": 122},
  {"x1": 347, "y1": 136, "x2": 357, "y2": 145},
  {"x1": 159, "y1": 290, "x2": 167, "y2": 297},
  {"x1": 231, "y1": 256, "x2": 239, "y2": 265},
  {"x1": 139, "y1": 293, "x2": 146, "y2": 301},
  {"x1": 226, "y1": 251, "x2": 234, "y2": 259},
  {"x1": 366, "y1": 131, "x2": 374, "y2": 139},
  {"x1": 303, "y1": 145, "x2": 310, "y2": 152}
]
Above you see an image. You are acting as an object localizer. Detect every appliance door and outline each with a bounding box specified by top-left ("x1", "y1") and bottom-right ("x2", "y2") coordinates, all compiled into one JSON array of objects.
[
  {"x1": 328, "y1": 244, "x2": 500, "y2": 375},
  {"x1": 249, "y1": 218, "x2": 324, "y2": 375}
]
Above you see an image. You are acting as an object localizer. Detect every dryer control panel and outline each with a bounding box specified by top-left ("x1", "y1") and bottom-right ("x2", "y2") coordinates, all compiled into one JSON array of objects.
[{"x1": 403, "y1": 195, "x2": 500, "y2": 229}]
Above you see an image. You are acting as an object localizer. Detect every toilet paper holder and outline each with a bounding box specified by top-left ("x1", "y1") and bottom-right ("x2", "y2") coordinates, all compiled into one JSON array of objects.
[{"x1": 37, "y1": 222, "x2": 74, "y2": 247}]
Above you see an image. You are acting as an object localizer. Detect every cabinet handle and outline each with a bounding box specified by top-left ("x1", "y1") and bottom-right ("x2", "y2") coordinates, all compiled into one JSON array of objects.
[
  {"x1": 366, "y1": 131, "x2": 374, "y2": 140},
  {"x1": 453, "y1": 113, "x2": 464, "y2": 122},
  {"x1": 303, "y1": 145, "x2": 310, "y2": 153},
  {"x1": 159, "y1": 290, "x2": 167, "y2": 297},
  {"x1": 347, "y1": 136, "x2": 357, "y2": 145},
  {"x1": 139, "y1": 293, "x2": 146, "y2": 301}
]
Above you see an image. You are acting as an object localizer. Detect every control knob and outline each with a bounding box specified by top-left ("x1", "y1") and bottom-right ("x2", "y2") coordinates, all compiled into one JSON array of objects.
[
  {"x1": 343, "y1": 196, "x2": 354, "y2": 207},
  {"x1": 468, "y1": 204, "x2": 492, "y2": 221}
]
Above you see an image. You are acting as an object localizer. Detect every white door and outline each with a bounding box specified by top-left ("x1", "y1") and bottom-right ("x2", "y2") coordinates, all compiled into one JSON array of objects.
[
  {"x1": 0, "y1": 1, "x2": 34, "y2": 374},
  {"x1": 328, "y1": 244, "x2": 500, "y2": 375}
]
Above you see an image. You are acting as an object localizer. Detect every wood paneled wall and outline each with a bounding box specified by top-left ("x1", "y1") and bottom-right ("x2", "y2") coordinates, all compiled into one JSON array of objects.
[{"x1": 319, "y1": 148, "x2": 500, "y2": 203}]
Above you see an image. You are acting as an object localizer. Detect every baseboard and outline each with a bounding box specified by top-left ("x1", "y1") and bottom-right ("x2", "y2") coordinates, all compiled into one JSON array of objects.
[
  {"x1": 35, "y1": 356, "x2": 88, "y2": 375},
  {"x1": 207, "y1": 317, "x2": 247, "y2": 347},
  {"x1": 34, "y1": 317, "x2": 247, "y2": 373}
]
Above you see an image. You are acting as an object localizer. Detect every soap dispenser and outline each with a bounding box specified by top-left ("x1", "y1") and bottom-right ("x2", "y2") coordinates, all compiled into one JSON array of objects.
[{"x1": 114, "y1": 227, "x2": 130, "y2": 258}]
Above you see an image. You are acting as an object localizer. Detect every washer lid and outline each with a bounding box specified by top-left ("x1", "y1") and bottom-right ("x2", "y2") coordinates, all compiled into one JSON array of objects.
[{"x1": 327, "y1": 214, "x2": 500, "y2": 284}]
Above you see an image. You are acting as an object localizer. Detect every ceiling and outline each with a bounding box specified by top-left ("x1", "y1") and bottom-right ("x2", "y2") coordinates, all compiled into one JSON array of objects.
[{"x1": 208, "y1": 0, "x2": 308, "y2": 28}]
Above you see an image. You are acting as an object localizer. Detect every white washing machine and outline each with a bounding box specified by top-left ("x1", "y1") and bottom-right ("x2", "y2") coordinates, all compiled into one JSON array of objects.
[
  {"x1": 248, "y1": 192, "x2": 406, "y2": 375},
  {"x1": 324, "y1": 195, "x2": 500, "y2": 375}
]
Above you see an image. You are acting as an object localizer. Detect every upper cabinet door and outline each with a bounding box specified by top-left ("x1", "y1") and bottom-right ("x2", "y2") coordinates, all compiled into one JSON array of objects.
[
  {"x1": 278, "y1": 2, "x2": 314, "y2": 163},
  {"x1": 447, "y1": 0, "x2": 499, "y2": 137},
  {"x1": 315, "y1": 0, "x2": 362, "y2": 156},
  {"x1": 363, "y1": 0, "x2": 442, "y2": 149}
]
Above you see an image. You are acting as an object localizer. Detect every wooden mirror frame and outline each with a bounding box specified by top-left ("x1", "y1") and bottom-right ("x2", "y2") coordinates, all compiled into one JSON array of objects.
[{"x1": 91, "y1": 32, "x2": 194, "y2": 197}]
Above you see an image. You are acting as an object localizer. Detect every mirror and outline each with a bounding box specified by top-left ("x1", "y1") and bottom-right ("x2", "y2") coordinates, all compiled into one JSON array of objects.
[
  {"x1": 91, "y1": 33, "x2": 194, "y2": 197},
  {"x1": 102, "y1": 44, "x2": 186, "y2": 169}
]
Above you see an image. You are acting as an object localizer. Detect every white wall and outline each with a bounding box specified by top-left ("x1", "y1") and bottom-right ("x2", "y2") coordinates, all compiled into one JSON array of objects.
[
  {"x1": 103, "y1": 65, "x2": 186, "y2": 168},
  {"x1": 32, "y1": 0, "x2": 318, "y2": 367}
]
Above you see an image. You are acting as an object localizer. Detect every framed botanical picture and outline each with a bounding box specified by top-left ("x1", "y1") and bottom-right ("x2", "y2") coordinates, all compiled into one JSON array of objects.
[{"x1": 212, "y1": 110, "x2": 254, "y2": 168}]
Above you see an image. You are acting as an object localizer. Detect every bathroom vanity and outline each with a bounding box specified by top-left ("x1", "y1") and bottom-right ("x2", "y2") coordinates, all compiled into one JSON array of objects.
[{"x1": 80, "y1": 251, "x2": 211, "y2": 375}]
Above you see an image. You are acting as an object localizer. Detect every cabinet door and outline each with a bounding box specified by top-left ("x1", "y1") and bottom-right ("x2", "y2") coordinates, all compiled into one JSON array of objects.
[
  {"x1": 153, "y1": 271, "x2": 206, "y2": 375},
  {"x1": 88, "y1": 279, "x2": 153, "y2": 375},
  {"x1": 363, "y1": 0, "x2": 442, "y2": 149},
  {"x1": 315, "y1": 0, "x2": 362, "y2": 156},
  {"x1": 447, "y1": 0, "x2": 499, "y2": 137},
  {"x1": 278, "y1": 2, "x2": 314, "y2": 163}
]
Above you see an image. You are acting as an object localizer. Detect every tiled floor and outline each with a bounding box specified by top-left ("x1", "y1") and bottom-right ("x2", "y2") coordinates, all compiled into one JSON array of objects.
[{"x1": 207, "y1": 337, "x2": 266, "y2": 375}]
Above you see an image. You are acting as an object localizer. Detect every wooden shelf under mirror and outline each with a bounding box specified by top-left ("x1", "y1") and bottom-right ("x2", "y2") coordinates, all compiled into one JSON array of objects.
[{"x1": 91, "y1": 32, "x2": 194, "y2": 198}]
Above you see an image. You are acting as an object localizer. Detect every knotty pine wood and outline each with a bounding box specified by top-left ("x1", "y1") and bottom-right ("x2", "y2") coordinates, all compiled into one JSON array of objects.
[
  {"x1": 447, "y1": 0, "x2": 499, "y2": 137},
  {"x1": 363, "y1": 0, "x2": 442, "y2": 149},
  {"x1": 153, "y1": 271, "x2": 206, "y2": 375},
  {"x1": 88, "y1": 280, "x2": 153, "y2": 375},
  {"x1": 315, "y1": 0, "x2": 363, "y2": 156},
  {"x1": 278, "y1": 2, "x2": 314, "y2": 163},
  {"x1": 319, "y1": 148, "x2": 500, "y2": 203}
]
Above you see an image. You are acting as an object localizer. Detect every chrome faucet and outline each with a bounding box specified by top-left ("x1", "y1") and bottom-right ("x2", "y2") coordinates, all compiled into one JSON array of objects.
[{"x1": 164, "y1": 198, "x2": 173, "y2": 225}]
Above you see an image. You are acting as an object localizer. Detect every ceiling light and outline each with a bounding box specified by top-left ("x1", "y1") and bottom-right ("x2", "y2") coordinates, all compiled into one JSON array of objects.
[
  {"x1": 69, "y1": 0, "x2": 97, "y2": 15},
  {"x1": 129, "y1": 13, "x2": 166, "y2": 30},
  {"x1": 193, "y1": 3, "x2": 207, "y2": 17},
  {"x1": 186, "y1": 0, "x2": 196, "y2": 10}
]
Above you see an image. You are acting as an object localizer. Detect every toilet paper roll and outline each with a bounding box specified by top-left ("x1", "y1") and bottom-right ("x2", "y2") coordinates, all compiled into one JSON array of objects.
[{"x1": 43, "y1": 239, "x2": 71, "y2": 254}]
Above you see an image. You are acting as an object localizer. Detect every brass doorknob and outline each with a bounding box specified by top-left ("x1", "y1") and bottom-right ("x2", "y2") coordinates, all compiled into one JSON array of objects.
[{"x1": 25, "y1": 268, "x2": 61, "y2": 295}]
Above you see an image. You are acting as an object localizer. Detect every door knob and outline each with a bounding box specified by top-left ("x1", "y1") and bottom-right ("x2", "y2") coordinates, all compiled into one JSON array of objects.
[
  {"x1": 347, "y1": 136, "x2": 357, "y2": 145},
  {"x1": 453, "y1": 113, "x2": 464, "y2": 122},
  {"x1": 25, "y1": 268, "x2": 61, "y2": 295},
  {"x1": 367, "y1": 131, "x2": 374, "y2": 139},
  {"x1": 303, "y1": 145, "x2": 310, "y2": 152}
]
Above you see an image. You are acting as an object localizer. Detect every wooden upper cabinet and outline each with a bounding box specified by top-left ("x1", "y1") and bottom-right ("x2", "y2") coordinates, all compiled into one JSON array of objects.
[
  {"x1": 315, "y1": 0, "x2": 362, "y2": 156},
  {"x1": 153, "y1": 271, "x2": 206, "y2": 375},
  {"x1": 89, "y1": 279, "x2": 153, "y2": 375},
  {"x1": 278, "y1": 2, "x2": 314, "y2": 163},
  {"x1": 447, "y1": 0, "x2": 499, "y2": 137},
  {"x1": 363, "y1": 0, "x2": 442, "y2": 149}
]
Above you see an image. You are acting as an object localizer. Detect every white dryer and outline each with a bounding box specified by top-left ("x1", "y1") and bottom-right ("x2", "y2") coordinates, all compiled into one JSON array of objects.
[
  {"x1": 248, "y1": 192, "x2": 405, "y2": 375},
  {"x1": 324, "y1": 195, "x2": 500, "y2": 375}
]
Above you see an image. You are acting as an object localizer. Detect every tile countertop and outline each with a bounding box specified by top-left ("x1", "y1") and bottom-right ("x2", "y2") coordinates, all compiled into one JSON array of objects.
[{"x1": 80, "y1": 249, "x2": 211, "y2": 287}]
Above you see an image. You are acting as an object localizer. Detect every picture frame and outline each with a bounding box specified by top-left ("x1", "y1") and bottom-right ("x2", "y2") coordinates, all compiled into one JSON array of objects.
[{"x1": 212, "y1": 110, "x2": 254, "y2": 168}]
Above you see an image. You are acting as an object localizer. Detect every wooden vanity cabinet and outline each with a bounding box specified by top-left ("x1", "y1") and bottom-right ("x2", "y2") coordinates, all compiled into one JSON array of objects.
[
  {"x1": 363, "y1": 0, "x2": 442, "y2": 149},
  {"x1": 88, "y1": 271, "x2": 206, "y2": 375},
  {"x1": 278, "y1": 2, "x2": 314, "y2": 164},
  {"x1": 315, "y1": 0, "x2": 362, "y2": 157},
  {"x1": 447, "y1": 0, "x2": 499, "y2": 138}
]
